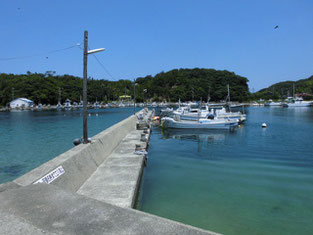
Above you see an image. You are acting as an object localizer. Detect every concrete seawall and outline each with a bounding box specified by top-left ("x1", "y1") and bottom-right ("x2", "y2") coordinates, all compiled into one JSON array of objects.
[
  {"x1": 0, "y1": 109, "x2": 221, "y2": 235},
  {"x1": 13, "y1": 111, "x2": 139, "y2": 192}
]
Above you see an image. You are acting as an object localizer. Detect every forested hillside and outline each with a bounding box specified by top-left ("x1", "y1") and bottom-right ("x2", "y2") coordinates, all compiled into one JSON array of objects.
[
  {"x1": 253, "y1": 75, "x2": 313, "y2": 100},
  {"x1": 0, "y1": 68, "x2": 250, "y2": 106}
]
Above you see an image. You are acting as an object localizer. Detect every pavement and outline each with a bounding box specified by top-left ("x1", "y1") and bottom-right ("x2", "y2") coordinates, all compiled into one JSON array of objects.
[{"x1": 0, "y1": 184, "x2": 220, "y2": 235}]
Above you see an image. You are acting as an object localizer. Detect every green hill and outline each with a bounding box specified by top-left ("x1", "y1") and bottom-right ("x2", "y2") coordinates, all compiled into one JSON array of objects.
[
  {"x1": 253, "y1": 75, "x2": 313, "y2": 100},
  {"x1": 0, "y1": 68, "x2": 250, "y2": 106},
  {"x1": 135, "y1": 68, "x2": 249, "y2": 102}
]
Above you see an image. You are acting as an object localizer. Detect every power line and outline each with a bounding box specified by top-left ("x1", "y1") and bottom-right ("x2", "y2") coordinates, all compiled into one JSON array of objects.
[
  {"x1": 0, "y1": 43, "x2": 81, "y2": 61},
  {"x1": 91, "y1": 53, "x2": 116, "y2": 81},
  {"x1": 84, "y1": 45, "x2": 116, "y2": 81}
]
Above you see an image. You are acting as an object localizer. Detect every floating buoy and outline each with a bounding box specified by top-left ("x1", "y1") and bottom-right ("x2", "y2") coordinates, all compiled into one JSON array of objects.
[
  {"x1": 152, "y1": 116, "x2": 160, "y2": 121},
  {"x1": 262, "y1": 123, "x2": 267, "y2": 128},
  {"x1": 88, "y1": 113, "x2": 91, "y2": 117},
  {"x1": 96, "y1": 113, "x2": 98, "y2": 116}
]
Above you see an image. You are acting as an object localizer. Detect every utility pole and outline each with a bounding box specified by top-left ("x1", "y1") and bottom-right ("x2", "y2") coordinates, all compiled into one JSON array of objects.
[
  {"x1": 133, "y1": 82, "x2": 137, "y2": 115},
  {"x1": 82, "y1": 31, "x2": 105, "y2": 144},
  {"x1": 83, "y1": 31, "x2": 88, "y2": 144}
]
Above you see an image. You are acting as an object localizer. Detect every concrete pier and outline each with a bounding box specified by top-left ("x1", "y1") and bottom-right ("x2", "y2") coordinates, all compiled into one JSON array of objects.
[
  {"x1": 77, "y1": 129, "x2": 147, "y2": 208},
  {"x1": 0, "y1": 109, "x2": 221, "y2": 235}
]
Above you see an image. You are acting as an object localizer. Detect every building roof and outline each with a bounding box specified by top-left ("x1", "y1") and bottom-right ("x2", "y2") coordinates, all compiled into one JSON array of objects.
[{"x1": 10, "y1": 98, "x2": 34, "y2": 104}]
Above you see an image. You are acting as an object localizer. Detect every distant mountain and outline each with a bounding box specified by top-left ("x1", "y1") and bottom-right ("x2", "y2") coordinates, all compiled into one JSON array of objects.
[{"x1": 253, "y1": 75, "x2": 313, "y2": 100}]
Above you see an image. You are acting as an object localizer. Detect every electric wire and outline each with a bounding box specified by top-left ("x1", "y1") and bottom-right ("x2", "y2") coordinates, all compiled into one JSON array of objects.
[
  {"x1": 91, "y1": 53, "x2": 116, "y2": 81},
  {"x1": 83, "y1": 45, "x2": 116, "y2": 81},
  {"x1": 0, "y1": 44, "x2": 81, "y2": 61}
]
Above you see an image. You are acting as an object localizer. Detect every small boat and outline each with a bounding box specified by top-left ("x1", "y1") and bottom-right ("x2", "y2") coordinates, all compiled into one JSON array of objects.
[
  {"x1": 284, "y1": 97, "x2": 312, "y2": 107},
  {"x1": 36, "y1": 103, "x2": 43, "y2": 111},
  {"x1": 64, "y1": 99, "x2": 72, "y2": 110},
  {"x1": 173, "y1": 106, "x2": 246, "y2": 123},
  {"x1": 264, "y1": 99, "x2": 282, "y2": 106},
  {"x1": 161, "y1": 107, "x2": 173, "y2": 112},
  {"x1": 173, "y1": 106, "x2": 209, "y2": 120},
  {"x1": 215, "y1": 107, "x2": 246, "y2": 123},
  {"x1": 161, "y1": 116, "x2": 238, "y2": 130},
  {"x1": 56, "y1": 102, "x2": 62, "y2": 110},
  {"x1": 93, "y1": 101, "x2": 100, "y2": 109}
]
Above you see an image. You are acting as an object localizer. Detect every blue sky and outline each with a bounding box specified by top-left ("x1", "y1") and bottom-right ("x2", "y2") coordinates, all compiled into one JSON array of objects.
[{"x1": 1, "y1": 0, "x2": 313, "y2": 91}]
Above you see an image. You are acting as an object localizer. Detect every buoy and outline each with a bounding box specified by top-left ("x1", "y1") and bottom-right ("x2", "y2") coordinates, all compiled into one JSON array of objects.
[
  {"x1": 88, "y1": 113, "x2": 91, "y2": 117},
  {"x1": 96, "y1": 113, "x2": 98, "y2": 116},
  {"x1": 152, "y1": 116, "x2": 160, "y2": 121},
  {"x1": 262, "y1": 123, "x2": 267, "y2": 128}
]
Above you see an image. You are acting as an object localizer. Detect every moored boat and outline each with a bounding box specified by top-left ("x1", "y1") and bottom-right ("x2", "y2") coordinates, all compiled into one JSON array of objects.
[
  {"x1": 264, "y1": 99, "x2": 283, "y2": 106},
  {"x1": 161, "y1": 116, "x2": 238, "y2": 130},
  {"x1": 284, "y1": 97, "x2": 312, "y2": 107}
]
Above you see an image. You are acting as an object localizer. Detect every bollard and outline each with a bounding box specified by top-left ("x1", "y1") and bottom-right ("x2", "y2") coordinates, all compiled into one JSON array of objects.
[
  {"x1": 73, "y1": 138, "x2": 81, "y2": 146},
  {"x1": 140, "y1": 133, "x2": 147, "y2": 142}
]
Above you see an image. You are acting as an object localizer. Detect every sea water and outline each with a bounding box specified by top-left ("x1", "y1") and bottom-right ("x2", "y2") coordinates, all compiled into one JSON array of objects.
[
  {"x1": 136, "y1": 107, "x2": 313, "y2": 235},
  {"x1": 0, "y1": 108, "x2": 137, "y2": 184}
]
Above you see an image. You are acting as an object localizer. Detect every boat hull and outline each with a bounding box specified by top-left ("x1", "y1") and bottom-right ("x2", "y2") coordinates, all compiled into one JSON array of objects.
[
  {"x1": 286, "y1": 102, "x2": 312, "y2": 107},
  {"x1": 162, "y1": 117, "x2": 238, "y2": 130}
]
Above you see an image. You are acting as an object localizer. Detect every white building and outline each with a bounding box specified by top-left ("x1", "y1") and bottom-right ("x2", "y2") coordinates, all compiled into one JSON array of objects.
[{"x1": 10, "y1": 98, "x2": 34, "y2": 109}]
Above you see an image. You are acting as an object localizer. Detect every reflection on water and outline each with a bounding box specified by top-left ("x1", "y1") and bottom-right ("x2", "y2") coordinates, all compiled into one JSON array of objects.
[
  {"x1": 162, "y1": 129, "x2": 227, "y2": 142},
  {"x1": 162, "y1": 129, "x2": 228, "y2": 153}
]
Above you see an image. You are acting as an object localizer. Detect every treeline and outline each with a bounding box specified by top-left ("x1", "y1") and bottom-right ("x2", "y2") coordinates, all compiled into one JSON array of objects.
[
  {"x1": 253, "y1": 75, "x2": 313, "y2": 100},
  {"x1": 0, "y1": 68, "x2": 250, "y2": 106}
]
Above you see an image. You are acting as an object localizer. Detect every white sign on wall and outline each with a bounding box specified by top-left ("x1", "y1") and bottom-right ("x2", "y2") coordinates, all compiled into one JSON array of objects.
[{"x1": 33, "y1": 166, "x2": 65, "y2": 184}]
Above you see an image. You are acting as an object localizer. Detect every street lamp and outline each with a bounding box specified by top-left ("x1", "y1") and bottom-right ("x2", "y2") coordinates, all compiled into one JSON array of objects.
[{"x1": 83, "y1": 30, "x2": 105, "y2": 144}]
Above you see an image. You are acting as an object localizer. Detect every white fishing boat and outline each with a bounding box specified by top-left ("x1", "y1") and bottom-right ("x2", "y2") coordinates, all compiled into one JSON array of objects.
[
  {"x1": 161, "y1": 107, "x2": 173, "y2": 112},
  {"x1": 284, "y1": 97, "x2": 312, "y2": 107},
  {"x1": 93, "y1": 101, "x2": 100, "y2": 109},
  {"x1": 173, "y1": 106, "x2": 209, "y2": 120},
  {"x1": 161, "y1": 116, "x2": 238, "y2": 130},
  {"x1": 264, "y1": 99, "x2": 282, "y2": 106},
  {"x1": 56, "y1": 102, "x2": 62, "y2": 110},
  {"x1": 78, "y1": 101, "x2": 83, "y2": 108},
  {"x1": 64, "y1": 99, "x2": 72, "y2": 110},
  {"x1": 215, "y1": 107, "x2": 246, "y2": 123},
  {"x1": 173, "y1": 105, "x2": 246, "y2": 123}
]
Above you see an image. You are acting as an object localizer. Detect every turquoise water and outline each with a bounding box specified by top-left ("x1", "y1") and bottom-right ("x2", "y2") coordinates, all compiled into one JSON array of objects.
[
  {"x1": 136, "y1": 107, "x2": 313, "y2": 235},
  {"x1": 0, "y1": 108, "x2": 137, "y2": 184}
]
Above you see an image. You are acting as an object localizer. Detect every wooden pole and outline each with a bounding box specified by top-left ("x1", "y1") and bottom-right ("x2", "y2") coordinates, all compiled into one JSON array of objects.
[
  {"x1": 83, "y1": 31, "x2": 88, "y2": 144},
  {"x1": 133, "y1": 82, "x2": 136, "y2": 115}
]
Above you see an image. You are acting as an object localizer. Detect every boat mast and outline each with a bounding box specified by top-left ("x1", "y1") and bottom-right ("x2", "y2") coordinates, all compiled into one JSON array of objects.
[
  {"x1": 227, "y1": 84, "x2": 230, "y2": 103},
  {"x1": 226, "y1": 84, "x2": 231, "y2": 112},
  {"x1": 207, "y1": 86, "x2": 211, "y2": 104},
  {"x1": 58, "y1": 88, "x2": 61, "y2": 104}
]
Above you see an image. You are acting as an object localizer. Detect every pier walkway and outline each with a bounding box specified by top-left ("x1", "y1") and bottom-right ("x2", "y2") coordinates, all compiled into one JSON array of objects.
[{"x1": 77, "y1": 129, "x2": 147, "y2": 208}]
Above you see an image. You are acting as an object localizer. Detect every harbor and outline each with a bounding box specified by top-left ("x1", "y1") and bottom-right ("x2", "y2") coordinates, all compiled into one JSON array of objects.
[
  {"x1": 1, "y1": 1, "x2": 313, "y2": 234},
  {"x1": 0, "y1": 105, "x2": 313, "y2": 234}
]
